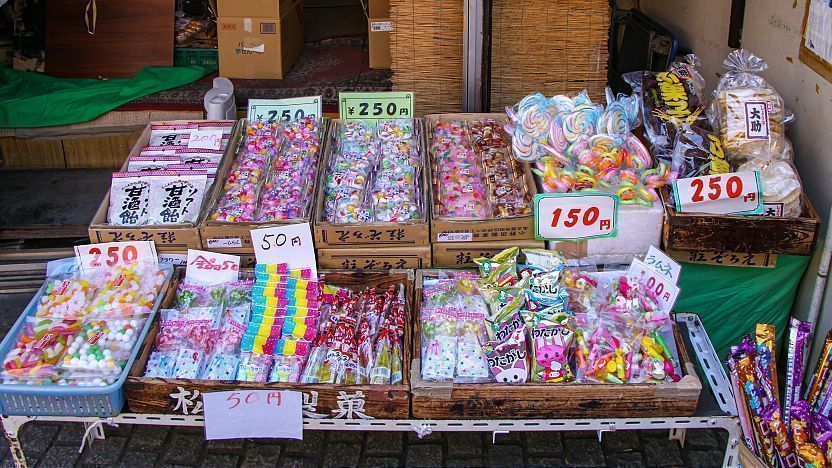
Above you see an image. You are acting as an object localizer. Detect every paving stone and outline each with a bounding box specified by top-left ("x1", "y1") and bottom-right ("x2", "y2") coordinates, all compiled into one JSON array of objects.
[
  {"x1": 36, "y1": 444, "x2": 81, "y2": 467},
  {"x1": 641, "y1": 437, "x2": 683, "y2": 467},
  {"x1": 445, "y1": 458, "x2": 485, "y2": 467},
  {"x1": 684, "y1": 449, "x2": 725, "y2": 467},
  {"x1": 363, "y1": 456, "x2": 403, "y2": 467},
  {"x1": 405, "y1": 444, "x2": 443, "y2": 467},
  {"x1": 285, "y1": 431, "x2": 327, "y2": 456},
  {"x1": 685, "y1": 429, "x2": 721, "y2": 449},
  {"x1": 206, "y1": 438, "x2": 245, "y2": 451},
  {"x1": 407, "y1": 431, "x2": 443, "y2": 443},
  {"x1": 161, "y1": 433, "x2": 204, "y2": 465},
  {"x1": 127, "y1": 425, "x2": 170, "y2": 451},
  {"x1": 80, "y1": 436, "x2": 128, "y2": 466},
  {"x1": 366, "y1": 432, "x2": 405, "y2": 456},
  {"x1": 447, "y1": 432, "x2": 483, "y2": 457},
  {"x1": 53, "y1": 423, "x2": 86, "y2": 446},
  {"x1": 118, "y1": 451, "x2": 160, "y2": 468},
  {"x1": 322, "y1": 442, "x2": 362, "y2": 468},
  {"x1": 562, "y1": 438, "x2": 605, "y2": 467},
  {"x1": 601, "y1": 431, "x2": 640, "y2": 453},
  {"x1": 562, "y1": 431, "x2": 598, "y2": 439},
  {"x1": 241, "y1": 442, "x2": 282, "y2": 467},
  {"x1": 202, "y1": 453, "x2": 240, "y2": 467},
  {"x1": 527, "y1": 457, "x2": 565, "y2": 467},
  {"x1": 329, "y1": 431, "x2": 366, "y2": 444},
  {"x1": 487, "y1": 444, "x2": 524, "y2": 468},
  {"x1": 492, "y1": 432, "x2": 523, "y2": 444},
  {"x1": 20, "y1": 424, "x2": 59, "y2": 456},
  {"x1": 282, "y1": 456, "x2": 322, "y2": 468},
  {"x1": 605, "y1": 452, "x2": 645, "y2": 467},
  {"x1": 525, "y1": 432, "x2": 563, "y2": 456}
]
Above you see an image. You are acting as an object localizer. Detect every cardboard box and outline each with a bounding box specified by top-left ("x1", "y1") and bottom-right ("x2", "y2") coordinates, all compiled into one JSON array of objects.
[
  {"x1": 313, "y1": 119, "x2": 430, "y2": 249},
  {"x1": 216, "y1": 0, "x2": 304, "y2": 79},
  {"x1": 432, "y1": 239, "x2": 544, "y2": 268},
  {"x1": 89, "y1": 120, "x2": 239, "y2": 253},
  {"x1": 199, "y1": 118, "x2": 329, "y2": 254},
  {"x1": 426, "y1": 113, "x2": 537, "y2": 243},
  {"x1": 367, "y1": 0, "x2": 389, "y2": 16},
  {"x1": 317, "y1": 246, "x2": 431, "y2": 269},
  {"x1": 368, "y1": 18, "x2": 392, "y2": 69}
]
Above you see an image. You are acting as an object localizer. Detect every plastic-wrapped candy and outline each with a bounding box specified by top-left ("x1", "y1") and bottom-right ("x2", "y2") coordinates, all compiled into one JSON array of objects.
[
  {"x1": 482, "y1": 327, "x2": 529, "y2": 383},
  {"x1": 529, "y1": 316, "x2": 575, "y2": 383},
  {"x1": 35, "y1": 277, "x2": 98, "y2": 319},
  {"x1": 431, "y1": 120, "x2": 490, "y2": 219},
  {"x1": 3, "y1": 317, "x2": 83, "y2": 377},
  {"x1": 235, "y1": 352, "x2": 273, "y2": 382},
  {"x1": 59, "y1": 317, "x2": 148, "y2": 376}
]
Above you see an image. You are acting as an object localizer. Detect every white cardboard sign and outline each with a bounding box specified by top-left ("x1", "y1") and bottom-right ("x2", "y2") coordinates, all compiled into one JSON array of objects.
[
  {"x1": 185, "y1": 249, "x2": 240, "y2": 285},
  {"x1": 643, "y1": 246, "x2": 681, "y2": 284},
  {"x1": 203, "y1": 390, "x2": 303, "y2": 440},
  {"x1": 251, "y1": 222, "x2": 317, "y2": 276},
  {"x1": 627, "y1": 258, "x2": 681, "y2": 314},
  {"x1": 187, "y1": 129, "x2": 224, "y2": 150},
  {"x1": 74, "y1": 241, "x2": 157, "y2": 272}
]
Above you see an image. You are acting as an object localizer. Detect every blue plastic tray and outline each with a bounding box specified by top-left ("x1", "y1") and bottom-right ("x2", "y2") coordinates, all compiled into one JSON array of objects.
[{"x1": 0, "y1": 264, "x2": 173, "y2": 416}]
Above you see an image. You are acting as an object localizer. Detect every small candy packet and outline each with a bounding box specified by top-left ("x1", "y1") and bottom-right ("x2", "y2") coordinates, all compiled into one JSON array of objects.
[
  {"x1": 147, "y1": 170, "x2": 209, "y2": 225},
  {"x1": 483, "y1": 327, "x2": 529, "y2": 383},
  {"x1": 108, "y1": 172, "x2": 152, "y2": 226},
  {"x1": 529, "y1": 317, "x2": 575, "y2": 383}
]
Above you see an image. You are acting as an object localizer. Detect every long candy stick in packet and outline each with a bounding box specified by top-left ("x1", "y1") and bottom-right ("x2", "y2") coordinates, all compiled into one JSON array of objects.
[
  {"x1": 785, "y1": 318, "x2": 812, "y2": 427},
  {"x1": 807, "y1": 330, "x2": 832, "y2": 408}
]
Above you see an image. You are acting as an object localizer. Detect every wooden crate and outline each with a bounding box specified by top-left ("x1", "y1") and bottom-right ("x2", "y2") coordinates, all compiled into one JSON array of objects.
[
  {"x1": 661, "y1": 188, "x2": 820, "y2": 256},
  {"x1": 410, "y1": 270, "x2": 702, "y2": 419},
  {"x1": 125, "y1": 269, "x2": 414, "y2": 419}
]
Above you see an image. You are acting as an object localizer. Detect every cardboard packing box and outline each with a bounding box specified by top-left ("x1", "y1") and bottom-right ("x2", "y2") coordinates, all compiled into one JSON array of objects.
[
  {"x1": 216, "y1": 0, "x2": 305, "y2": 79},
  {"x1": 432, "y1": 239, "x2": 544, "y2": 268},
  {"x1": 367, "y1": 0, "x2": 391, "y2": 69},
  {"x1": 317, "y1": 246, "x2": 431, "y2": 269},
  {"x1": 89, "y1": 120, "x2": 239, "y2": 253}
]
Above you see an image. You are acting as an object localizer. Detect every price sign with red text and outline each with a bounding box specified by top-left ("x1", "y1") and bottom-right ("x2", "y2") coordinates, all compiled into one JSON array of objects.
[
  {"x1": 627, "y1": 258, "x2": 681, "y2": 314},
  {"x1": 673, "y1": 171, "x2": 763, "y2": 215},
  {"x1": 187, "y1": 129, "x2": 224, "y2": 150},
  {"x1": 185, "y1": 249, "x2": 240, "y2": 285},
  {"x1": 203, "y1": 390, "x2": 302, "y2": 440},
  {"x1": 534, "y1": 193, "x2": 619, "y2": 241},
  {"x1": 74, "y1": 241, "x2": 157, "y2": 272}
]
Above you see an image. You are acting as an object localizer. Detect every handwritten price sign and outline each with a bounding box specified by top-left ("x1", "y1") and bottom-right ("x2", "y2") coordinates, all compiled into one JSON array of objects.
[
  {"x1": 74, "y1": 241, "x2": 157, "y2": 272},
  {"x1": 251, "y1": 223, "x2": 317, "y2": 276},
  {"x1": 187, "y1": 129, "x2": 224, "y2": 150},
  {"x1": 185, "y1": 249, "x2": 240, "y2": 285},
  {"x1": 673, "y1": 171, "x2": 763, "y2": 215},
  {"x1": 534, "y1": 193, "x2": 619, "y2": 240},
  {"x1": 627, "y1": 258, "x2": 681, "y2": 314},
  {"x1": 203, "y1": 390, "x2": 302, "y2": 440},
  {"x1": 247, "y1": 96, "x2": 322, "y2": 124}
]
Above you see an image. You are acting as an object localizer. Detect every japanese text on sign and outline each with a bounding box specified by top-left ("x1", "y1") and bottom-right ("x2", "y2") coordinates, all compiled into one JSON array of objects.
[
  {"x1": 744, "y1": 101, "x2": 771, "y2": 140},
  {"x1": 187, "y1": 129, "x2": 224, "y2": 150},
  {"x1": 627, "y1": 259, "x2": 681, "y2": 314},
  {"x1": 339, "y1": 92, "x2": 414, "y2": 120},
  {"x1": 251, "y1": 222, "x2": 317, "y2": 276},
  {"x1": 74, "y1": 241, "x2": 157, "y2": 272},
  {"x1": 644, "y1": 246, "x2": 681, "y2": 284},
  {"x1": 247, "y1": 96, "x2": 322, "y2": 124},
  {"x1": 185, "y1": 249, "x2": 240, "y2": 285},
  {"x1": 673, "y1": 171, "x2": 763, "y2": 215},
  {"x1": 203, "y1": 390, "x2": 302, "y2": 440},
  {"x1": 534, "y1": 193, "x2": 618, "y2": 240}
]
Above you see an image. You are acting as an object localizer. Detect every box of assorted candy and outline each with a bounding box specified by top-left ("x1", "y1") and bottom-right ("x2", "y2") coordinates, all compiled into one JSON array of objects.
[
  {"x1": 410, "y1": 247, "x2": 701, "y2": 419},
  {"x1": 199, "y1": 117, "x2": 328, "y2": 253},
  {"x1": 125, "y1": 267, "x2": 413, "y2": 419},
  {"x1": 0, "y1": 261, "x2": 173, "y2": 416},
  {"x1": 317, "y1": 246, "x2": 431, "y2": 270},
  {"x1": 426, "y1": 114, "x2": 537, "y2": 243},
  {"x1": 89, "y1": 120, "x2": 239, "y2": 252},
  {"x1": 312, "y1": 119, "x2": 430, "y2": 249}
]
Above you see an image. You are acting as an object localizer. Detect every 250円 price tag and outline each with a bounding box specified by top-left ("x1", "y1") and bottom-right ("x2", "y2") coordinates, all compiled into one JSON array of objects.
[
  {"x1": 247, "y1": 96, "x2": 322, "y2": 124},
  {"x1": 534, "y1": 193, "x2": 619, "y2": 241},
  {"x1": 339, "y1": 92, "x2": 414, "y2": 119},
  {"x1": 673, "y1": 171, "x2": 763, "y2": 215}
]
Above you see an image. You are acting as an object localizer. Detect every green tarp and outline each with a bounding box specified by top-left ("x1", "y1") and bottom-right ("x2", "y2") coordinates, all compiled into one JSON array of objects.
[
  {"x1": 0, "y1": 65, "x2": 211, "y2": 128},
  {"x1": 676, "y1": 254, "x2": 811, "y2": 361}
]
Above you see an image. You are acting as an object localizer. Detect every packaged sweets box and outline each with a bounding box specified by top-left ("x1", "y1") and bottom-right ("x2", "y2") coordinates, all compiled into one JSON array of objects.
[
  {"x1": 432, "y1": 239, "x2": 544, "y2": 268},
  {"x1": 125, "y1": 268, "x2": 414, "y2": 418},
  {"x1": 313, "y1": 118, "x2": 431, "y2": 249},
  {"x1": 89, "y1": 120, "x2": 240, "y2": 253},
  {"x1": 317, "y1": 246, "x2": 431, "y2": 270},
  {"x1": 199, "y1": 118, "x2": 329, "y2": 254},
  {"x1": 425, "y1": 113, "x2": 538, "y2": 243}
]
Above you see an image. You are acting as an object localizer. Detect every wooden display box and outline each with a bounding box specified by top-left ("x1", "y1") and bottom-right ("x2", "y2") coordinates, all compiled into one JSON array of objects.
[
  {"x1": 432, "y1": 239, "x2": 544, "y2": 268},
  {"x1": 313, "y1": 119, "x2": 430, "y2": 249},
  {"x1": 425, "y1": 114, "x2": 537, "y2": 243},
  {"x1": 125, "y1": 269, "x2": 414, "y2": 418},
  {"x1": 661, "y1": 188, "x2": 820, "y2": 256},
  {"x1": 410, "y1": 270, "x2": 702, "y2": 419},
  {"x1": 199, "y1": 118, "x2": 329, "y2": 254},
  {"x1": 89, "y1": 120, "x2": 239, "y2": 252},
  {"x1": 318, "y1": 246, "x2": 431, "y2": 270}
]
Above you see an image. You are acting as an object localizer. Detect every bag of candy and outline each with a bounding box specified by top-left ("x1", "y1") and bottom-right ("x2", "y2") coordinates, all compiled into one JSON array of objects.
[
  {"x1": 108, "y1": 172, "x2": 153, "y2": 226},
  {"x1": 529, "y1": 315, "x2": 575, "y2": 383},
  {"x1": 482, "y1": 327, "x2": 529, "y2": 383},
  {"x1": 146, "y1": 170, "x2": 209, "y2": 225}
]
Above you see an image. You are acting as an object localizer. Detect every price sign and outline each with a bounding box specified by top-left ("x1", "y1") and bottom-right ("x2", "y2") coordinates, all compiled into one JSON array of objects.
[
  {"x1": 673, "y1": 171, "x2": 763, "y2": 215},
  {"x1": 643, "y1": 246, "x2": 681, "y2": 284},
  {"x1": 185, "y1": 249, "x2": 240, "y2": 285},
  {"x1": 627, "y1": 259, "x2": 681, "y2": 314},
  {"x1": 158, "y1": 253, "x2": 188, "y2": 266},
  {"x1": 251, "y1": 222, "x2": 317, "y2": 276},
  {"x1": 74, "y1": 241, "x2": 157, "y2": 272},
  {"x1": 187, "y1": 129, "x2": 224, "y2": 150},
  {"x1": 534, "y1": 193, "x2": 619, "y2": 240},
  {"x1": 203, "y1": 390, "x2": 302, "y2": 440},
  {"x1": 339, "y1": 92, "x2": 414, "y2": 120},
  {"x1": 247, "y1": 96, "x2": 322, "y2": 124}
]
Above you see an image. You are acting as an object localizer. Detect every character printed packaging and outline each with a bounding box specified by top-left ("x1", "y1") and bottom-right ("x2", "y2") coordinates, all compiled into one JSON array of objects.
[
  {"x1": 483, "y1": 327, "x2": 529, "y2": 383},
  {"x1": 530, "y1": 318, "x2": 575, "y2": 383}
]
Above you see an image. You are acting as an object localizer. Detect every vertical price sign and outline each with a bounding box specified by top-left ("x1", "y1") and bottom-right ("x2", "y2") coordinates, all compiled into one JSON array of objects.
[
  {"x1": 673, "y1": 171, "x2": 763, "y2": 215},
  {"x1": 339, "y1": 92, "x2": 414, "y2": 120},
  {"x1": 534, "y1": 193, "x2": 619, "y2": 241}
]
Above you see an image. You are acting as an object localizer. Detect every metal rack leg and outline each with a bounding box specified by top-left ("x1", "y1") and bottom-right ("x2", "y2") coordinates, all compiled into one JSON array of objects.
[
  {"x1": 1, "y1": 416, "x2": 31, "y2": 468},
  {"x1": 721, "y1": 421, "x2": 742, "y2": 468},
  {"x1": 669, "y1": 427, "x2": 687, "y2": 447}
]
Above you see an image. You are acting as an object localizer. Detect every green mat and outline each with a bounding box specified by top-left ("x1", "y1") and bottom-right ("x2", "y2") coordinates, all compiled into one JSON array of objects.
[
  {"x1": 0, "y1": 65, "x2": 211, "y2": 128},
  {"x1": 676, "y1": 254, "x2": 811, "y2": 361}
]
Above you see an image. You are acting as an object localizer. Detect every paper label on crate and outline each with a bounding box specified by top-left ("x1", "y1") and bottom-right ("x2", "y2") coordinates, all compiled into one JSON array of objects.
[
  {"x1": 186, "y1": 249, "x2": 240, "y2": 285},
  {"x1": 673, "y1": 171, "x2": 763, "y2": 215},
  {"x1": 669, "y1": 249, "x2": 777, "y2": 269},
  {"x1": 247, "y1": 96, "x2": 322, "y2": 124},
  {"x1": 187, "y1": 129, "x2": 224, "y2": 150},
  {"x1": 74, "y1": 241, "x2": 158, "y2": 272},
  {"x1": 762, "y1": 202, "x2": 784, "y2": 217},
  {"x1": 627, "y1": 259, "x2": 681, "y2": 314},
  {"x1": 206, "y1": 238, "x2": 243, "y2": 249},
  {"x1": 203, "y1": 390, "x2": 302, "y2": 440},
  {"x1": 251, "y1": 223, "x2": 317, "y2": 277},
  {"x1": 437, "y1": 232, "x2": 473, "y2": 242},
  {"x1": 158, "y1": 253, "x2": 188, "y2": 265},
  {"x1": 643, "y1": 246, "x2": 681, "y2": 284},
  {"x1": 339, "y1": 91, "x2": 414, "y2": 119},
  {"x1": 370, "y1": 21, "x2": 393, "y2": 32},
  {"x1": 534, "y1": 193, "x2": 618, "y2": 240}
]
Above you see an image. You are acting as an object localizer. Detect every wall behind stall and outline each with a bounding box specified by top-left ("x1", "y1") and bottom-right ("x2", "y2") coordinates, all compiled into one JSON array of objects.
[{"x1": 639, "y1": 0, "x2": 832, "y2": 359}]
